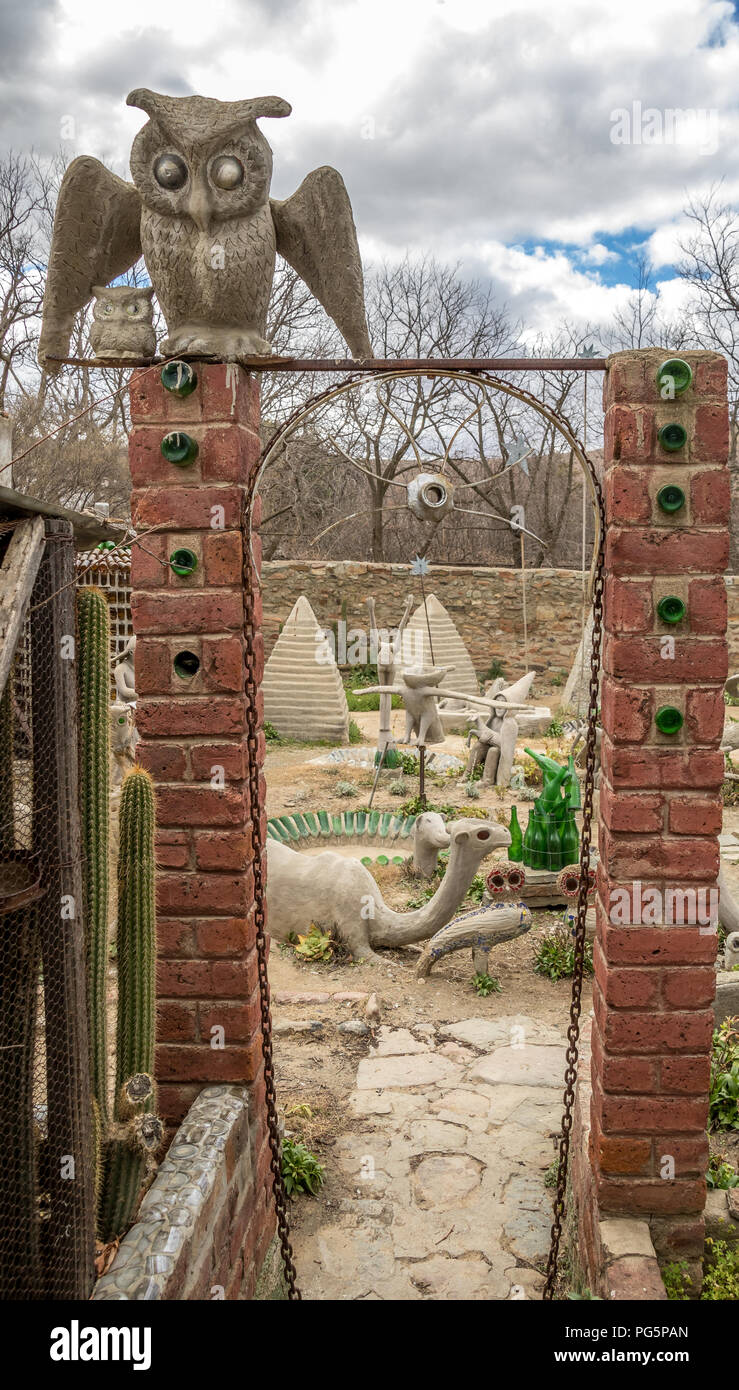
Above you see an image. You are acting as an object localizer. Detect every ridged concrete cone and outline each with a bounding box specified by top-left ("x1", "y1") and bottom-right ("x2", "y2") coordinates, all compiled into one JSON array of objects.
[
  {"x1": 406, "y1": 594, "x2": 478, "y2": 696},
  {"x1": 263, "y1": 595, "x2": 350, "y2": 742}
]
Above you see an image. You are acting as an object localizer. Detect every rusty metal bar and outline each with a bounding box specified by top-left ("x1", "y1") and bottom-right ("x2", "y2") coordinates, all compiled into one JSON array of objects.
[{"x1": 48, "y1": 355, "x2": 608, "y2": 373}]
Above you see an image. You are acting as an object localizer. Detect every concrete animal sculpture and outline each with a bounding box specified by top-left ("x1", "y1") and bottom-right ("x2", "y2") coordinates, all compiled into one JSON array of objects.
[
  {"x1": 39, "y1": 90, "x2": 371, "y2": 366},
  {"x1": 266, "y1": 818, "x2": 508, "y2": 961},
  {"x1": 89, "y1": 285, "x2": 156, "y2": 359},
  {"x1": 415, "y1": 900, "x2": 532, "y2": 978},
  {"x1": 412, "y1": 811, "x2": 451, "y2": 877}
]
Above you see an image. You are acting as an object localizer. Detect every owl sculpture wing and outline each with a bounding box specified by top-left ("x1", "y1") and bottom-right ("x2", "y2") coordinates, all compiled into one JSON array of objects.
[
  {"x1": 271, "y1": 166, "x2": 372, "y2": 359},
  {"x1": 39, "y1": 157, "x2": 142, "y2": 369}
]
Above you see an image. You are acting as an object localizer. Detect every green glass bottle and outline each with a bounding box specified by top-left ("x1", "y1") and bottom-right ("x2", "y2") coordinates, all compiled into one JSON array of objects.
[
  {"x1": 655, "y1": 705, "x2": 683, "y2": 735},
  {"x1": 545, "y1": 809, "x2": 563, "y2": 873},
  {"x1": 657, "y1": 595, "x2": 686, "y2": 625},
  {"x1": 658, "y1": 422, "x2": 687, "y2": 452},
  {"x1": 528, "y1": 804, "x2": 547, "y2": 870},
  {"x1": 656, "y1": 358, "x2": 692, "y2": 397},
  {"x1": 560, "y1": 809, "x2": 580, "y2": 866},
  {"x1": 507, "y1": 806, "x2": 523, "y2": 862},
  {"x1": 657, "y1": 484, "x2": 685, "y2": 514},
  {"x1": 169, "y1": 547, "x2": 198, "y2": 577},
  {"x1": 161, "y1": 360, "x2": 198, "y2": 397},
  {"x1": 161, "y1": 430, "x2": 199, "y2": 466},
  {"x1": 522, "y1": 809, "x2": 536, "y2": 868}
]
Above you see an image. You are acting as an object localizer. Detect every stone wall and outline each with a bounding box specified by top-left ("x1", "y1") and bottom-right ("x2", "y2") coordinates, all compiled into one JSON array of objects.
[
  {"x1": 92, "y1": 1086, "x2": 281, "y2": 1301},
  {"x1": 261, "y1": 560, "x2": 591, "y2": 679}
]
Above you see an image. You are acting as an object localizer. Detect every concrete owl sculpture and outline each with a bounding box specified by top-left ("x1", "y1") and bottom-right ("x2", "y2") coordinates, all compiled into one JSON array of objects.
[
  {"x1": 89, "y1": 285, "x2": 156, "y2": 359},
  {"x1": 39, "y1": 89, "x2": 372, "y2": 367}
]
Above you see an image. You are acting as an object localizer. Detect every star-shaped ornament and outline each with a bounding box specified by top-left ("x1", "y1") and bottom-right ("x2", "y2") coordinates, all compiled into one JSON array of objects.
[{"x1": 410, "y1": 555, "x2": 430, "y2": 576}]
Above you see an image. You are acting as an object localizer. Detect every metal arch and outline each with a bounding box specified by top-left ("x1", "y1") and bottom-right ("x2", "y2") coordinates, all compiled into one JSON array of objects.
[{"x1": 247, "y1": 367, "x2": 603, "y2": 588}]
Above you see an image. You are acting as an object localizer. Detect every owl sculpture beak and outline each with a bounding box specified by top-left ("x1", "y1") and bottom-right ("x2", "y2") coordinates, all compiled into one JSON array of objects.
[{"x1": 187, "y1": 177, "x2": 212, "y2": 234}]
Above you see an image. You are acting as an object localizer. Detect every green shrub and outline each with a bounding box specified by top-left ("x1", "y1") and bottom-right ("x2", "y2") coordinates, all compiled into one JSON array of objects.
[
  {"x1": 483, "y1": 659, "x2": 506, "y2": 683},
  {"x1": 706, "y1": 1154, "x2": 739, "y2": 1189},
  {"x1": 293, "y1": 925, "x2": 334, "y2": 963},
  {"x1": 264, "y1": 721, "x2": 281, "y2": 742},
  {"x1": 281, "y1": 1137, "x2": 325, "y2": 1196},
  {"x1": 348, "y1": 719, "x2": 363, "y2": 744},
  {"x1": 472, "y1": 972, "x2": 501, "y2": 997},
  {"x1": 546, "y1": 718, "x2": 565, "y2": 738},
  {"x1": 336, "y1": 780, "x2": 357, "y2": 798},
  {"x1": 662, "y1": 1260, "x2": 692, "y2": 1301},
  {"x1": 389, "y1": 778, "x2": 408, "y2": 796},
  {"x1": 709, "y1": 1018, "x2": 739, "y2": 1131},
  {"x1": 533, "y1": 925, "x2": 594, "y2": 982},
  {"x1": 702, "y1": 1239, "x2": 739, "y2": 1299}
]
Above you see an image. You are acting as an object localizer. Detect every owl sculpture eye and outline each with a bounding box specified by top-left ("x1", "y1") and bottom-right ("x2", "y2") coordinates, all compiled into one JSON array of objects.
[
  {"x1": 211, "y1": 156, "x2": 244, "y2": 189},
  {"x1": 154, "y1": 153, "x2": 188, "y2": 189},
  {"x1": 126, "y1": 302, "x2": 141, "y2": 317}
]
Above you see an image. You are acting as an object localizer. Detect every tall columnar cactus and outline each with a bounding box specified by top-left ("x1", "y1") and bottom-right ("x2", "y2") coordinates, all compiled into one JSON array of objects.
[
  {"x1": 77, "y1": 587, "x2": 111, "y2": 1128},
  {"x1": 100, "y1": 766, "x2": 158, "y2": 1242}
]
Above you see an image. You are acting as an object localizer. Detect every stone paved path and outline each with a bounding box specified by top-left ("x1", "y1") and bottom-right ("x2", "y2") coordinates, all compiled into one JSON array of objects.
[{"x1": 294, "y1": 1014, "x2": 566, "y2": 1300}]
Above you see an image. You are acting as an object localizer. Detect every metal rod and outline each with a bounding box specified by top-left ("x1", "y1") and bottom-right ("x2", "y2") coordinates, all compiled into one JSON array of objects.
[{"x1": 48, "y1": 355, "x2": 608, "y2": 374}]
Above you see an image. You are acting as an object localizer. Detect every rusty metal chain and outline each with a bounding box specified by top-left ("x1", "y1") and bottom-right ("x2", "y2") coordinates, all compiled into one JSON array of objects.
[
  {"x1": 543, "y1": 475, "x2": 605, "y2": 1301},
  {"x1": 242, "y1": 500, "x2": 301, "y2": 1301}
]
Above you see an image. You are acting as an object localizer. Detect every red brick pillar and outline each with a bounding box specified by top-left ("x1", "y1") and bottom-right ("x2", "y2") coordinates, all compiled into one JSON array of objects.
[
  {"x1": 594, "y1": 349, "x2": 729, "y2": 1275},
  {"x1": 128, "y1": 363, "x2": 274, "y2": 1294}
]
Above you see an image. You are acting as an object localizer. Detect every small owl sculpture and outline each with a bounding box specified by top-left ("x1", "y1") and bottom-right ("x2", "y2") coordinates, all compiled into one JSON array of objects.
[
  {"x1": 89, "y1": 285, "x2": 156, "y2": 360},
  {"x1": 39, "y1": 89, "x2": 372, "y2": 367}
]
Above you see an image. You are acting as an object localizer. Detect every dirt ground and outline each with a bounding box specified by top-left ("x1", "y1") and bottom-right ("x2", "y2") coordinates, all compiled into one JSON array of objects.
[{"x1": 265, "y1": 709, "x2": 739, "y2": 1290}]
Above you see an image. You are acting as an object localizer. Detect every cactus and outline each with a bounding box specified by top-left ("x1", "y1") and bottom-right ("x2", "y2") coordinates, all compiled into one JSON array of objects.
[
  {"x1": 77, "y1": 588, "x2": 111, "y2": 1128},
  {"x1": 99, "y1": 767, "x2": 157, "y2": 1241}
]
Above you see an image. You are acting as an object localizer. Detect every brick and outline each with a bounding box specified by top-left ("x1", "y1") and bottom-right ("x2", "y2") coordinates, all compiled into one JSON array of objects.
[
  {"x1": 598, "y1": 920, "x2": 718, "y2": 966},
  {"x1": 200, "y1": 424, "x2": 260, "y2": 483},
  {"x1": 202, "y1": 636, "x2": 245, "y2": 693},
  {"x1": 599, "y1": 826, "x2": 719, "y2": 881},
  {"x1": 685, "y1": 687, "x2": 726, "y2": 744},
  {"x1": 602, "y1": 738, "x2": 724, "y2": 790},
  {"x1": 596, "y1": 1177, "x2": 706, "y2": 1216},
  {"x1": 156, "y1": 1000, "x2": 197, "y2": 1042},
  {"x1": 136, "y1": 741, "x2": 188, "y2": 780},
  {"x1": 156, "y1": 918, "x2": 196, "y2": 956},
  {"x1": 604, "y1": 404, "x2": 656, "y2": 464},
  {"x1": 157, "y1": 958, "x2": 253, "y2": 998},
  {"x1": 137, "y1": 697, "x2": 245, "y2": 737},
  {"x1": 157, "y1": 869, "x2": 253, "y2": 915},
  {"x1": 662, "y1": 968, "x2": 716, "y2": 1009},
  {"x1": 198, "y1": 992, "x2": 262, "y2": 1043},
  {"x1": 131, "y1": 589, "x2": 244, "y2": 635},
  {"x1": 132, "y1": 485, "x2": 244, "y2": 532},
  {"x1": 660, "y1": 1055, "x2": 711, "y2": 1094},
  {"x1": 190, "y1": 742, "x2": 249, "y2": 781},
  {"x1": 599, "y1": 783, "x2": 663, "y2": 833},
  {"x1": 692, "y1": 404, "x2": 729, "y2": 461},
  {"x1": 603, "y1": 634, "x2": 728, "y2": 683},
  {"x1": 691, "y1": 467, "x2": 730, "y2": 524},
  {"x1": 604, "y1": 576, "x2": 653, "y2": 634},
  {"x1": 667, "y1": 795, "x2": 722, "y2": 835},
  {"x1": 594, "y1": 1085, "x2": 709, "y2": 1133},
  {"x1": 155, "y1": 828, "x2": 191, "y2": 869},
  {"x1": 203, "y1": 530, "x2": 244, "y2": 586},
  {"x1": 156, "y1": 1039, "x2": 263, "y2": 1083},
  {"x1": 594, "y1": 952, "x2": 659, "y2": 1010},
  {"x1": 136, "y1": 637, "x2": 176, "y2": 694},
  {"x1": 605, "y1": 1256, "x2": 668, "y2": 1301},
  {"x1": 130, "y1": 531, "x2": 167, "y2": 587},
  {"x1": 605, "y1": 467, "x2": 652, "y2": 524},
  {"x1": 656, "y1": 1134, "x2": 709, "y2": 1175},
  {"x1": 601, "y1": 677, "x2": 653, "y2": 741},
  {"x1": 605, "y1": 527, "x2": 729, "y2": 575},
  {"x1": 194, "y1": 830, "x2": 252, "y2": 871},
  {"x1": 156, "y1": 785, "x2": 247, "y2": 827},
  {"x1": 593, "y1": 992, "x2": 714, "y2": 1054},
  {"x1": 597, "y1": 1136, "x2": 651, "y2": 1175},
  {"x1": 687, "y1": 577, "x2": 727, "y2": 634},
  {"x1": 156, "y1": 1083, "x2": 202, "y2": 1125}
]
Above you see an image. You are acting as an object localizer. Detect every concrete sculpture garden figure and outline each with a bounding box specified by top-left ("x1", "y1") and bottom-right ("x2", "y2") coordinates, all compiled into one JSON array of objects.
[
  {"x1": 360, "y1": 666, "x2": 537, "y2": 752},
  {"x1": 39, "y1": 90, "x2": 372, "y2": 366},
  {"x1": 464, "y1": 673, "x2": 538, "y2": 788},
  {"x1": 89, "y1": 286, "x2": 156, "y2": 359},
  {"x1": 267, "y1": 818, "x2": 515, "y2": 961}
]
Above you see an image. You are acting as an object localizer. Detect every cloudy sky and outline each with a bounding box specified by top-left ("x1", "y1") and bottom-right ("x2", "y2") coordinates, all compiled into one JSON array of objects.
[{"x1": 3, "y1": 0, "x2": 739, "y2": 339}]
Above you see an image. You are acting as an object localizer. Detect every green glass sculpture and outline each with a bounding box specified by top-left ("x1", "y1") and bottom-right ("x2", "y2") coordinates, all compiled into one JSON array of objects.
[
  {"x1": 507, "y1": 805, "x2": 523, "y2": 862},
  {"x1": 657, "y1": 484, "x2": 685, "y2": 514},
  {"x1": 160, "y1": 430, "x2": 199, "y2": 465},
  {"x1": 169, "y1": 547, "x2": 198, "y2": 577},
  {"x1": 655, "y1": 705, "x2": 684, "y2": 735},
  {"x1": 656, "y1": 358, "x2": 692, "y2": 397}
]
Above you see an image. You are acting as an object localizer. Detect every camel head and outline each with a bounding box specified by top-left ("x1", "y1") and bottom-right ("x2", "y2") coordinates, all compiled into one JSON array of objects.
[
  {"x1": 415, "y1": 811, "x2": 451, "y2": 851},
  {"x1": 447, "y1": 817, "x2": 510, "y2": 873}
]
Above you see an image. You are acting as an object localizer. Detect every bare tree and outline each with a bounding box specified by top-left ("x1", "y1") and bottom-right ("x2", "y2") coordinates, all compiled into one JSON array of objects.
[{"x1": 678, "y1": 186, "x2": 739, "y2": 564}]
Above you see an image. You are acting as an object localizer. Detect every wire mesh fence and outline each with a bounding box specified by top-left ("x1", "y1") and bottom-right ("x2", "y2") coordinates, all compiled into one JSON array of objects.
[
  {"x1": 0, "y1": 518, "x2": 95, "y2": 1299},
  {"x1": 76, "y1": 548, "x2": 132, "y2": 699}
]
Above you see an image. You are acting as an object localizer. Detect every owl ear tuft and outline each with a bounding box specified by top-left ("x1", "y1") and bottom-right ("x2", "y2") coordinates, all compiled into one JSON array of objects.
[
  {"x1": 126, "y1": 88, "x2": 162, "y2": 116},
  {"x1": 245, "y1": 96, "x2": 292, "y2": 121}
]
